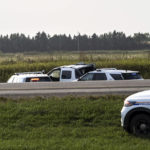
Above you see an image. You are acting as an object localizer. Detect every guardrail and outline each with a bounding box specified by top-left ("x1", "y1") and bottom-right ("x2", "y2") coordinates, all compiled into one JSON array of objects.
[{"x1": 0, "y1": 80, "x2": 150, "y2": 98}]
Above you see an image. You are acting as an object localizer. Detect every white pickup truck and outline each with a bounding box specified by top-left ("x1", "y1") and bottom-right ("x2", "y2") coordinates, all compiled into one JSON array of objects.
[{"x1": 47, "y1": 63, "x2": 96, "y2": 82}]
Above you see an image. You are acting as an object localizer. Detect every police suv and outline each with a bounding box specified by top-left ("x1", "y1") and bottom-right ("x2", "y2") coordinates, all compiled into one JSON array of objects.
[
  {"x1": 7, "y1": 71, "x2": 51, "y2": 83},
  {"x1": 121, "y1": 90, "x2": 150, "y2": 136},
  {"x1": 78, "y1": 68, "x2": 143, "y2": 81}
]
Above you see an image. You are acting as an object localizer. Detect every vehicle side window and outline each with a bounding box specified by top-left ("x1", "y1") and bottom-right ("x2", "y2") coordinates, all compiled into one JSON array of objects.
[
  {"x1": 38, "y1": 77, "x2": 51, "y2": 82},
  {"x1": 79, "y1": 68, "x2": 86, "y2": 75},
  {"x1": 79, "y1": 66, "x2": 95, "y2": 75},
  {"x1": 110, "y1": 74, "x2": 123, "y2": 80},
  {"x1": 26, "y1": 77, "x2": 51, "y2": 82},
  {"x1": 80, "y1": 73, "x2": 94, "y2": 81},
  {"x1": 61, "y1": 71, "x2": 71, "y2": 79},
  {"x1": 49, "y1": 69, "x2": 60, "y2": 81},
  {"x1": 26, "y1": 78, "x2": 32, "y2": 82},
  {"x1": 75, "y1": 69, "x2": 82, "y2": 79},
  {"x1": 122, "y1": 73, "x2": 142, "y2": 80},
  {"x1": 93, "y1": 73, "x2": 107, "y2": 80}
]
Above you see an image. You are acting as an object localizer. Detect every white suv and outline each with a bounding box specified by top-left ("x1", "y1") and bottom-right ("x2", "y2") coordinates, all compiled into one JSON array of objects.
[
  {"x1": 121, "y1": 90, "x2": 150, "y2": 136},
  {"x1": 7, "y1": 72, "x2": 51, "y2": 83},
  {"x1": 78, "y1": 68, "x2": 143, "y2": 81}
]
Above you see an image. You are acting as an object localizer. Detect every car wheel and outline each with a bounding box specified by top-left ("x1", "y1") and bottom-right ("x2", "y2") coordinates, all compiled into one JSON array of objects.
[{"x1": 130, "y1": 114, "x2": 150, "y2": 137}]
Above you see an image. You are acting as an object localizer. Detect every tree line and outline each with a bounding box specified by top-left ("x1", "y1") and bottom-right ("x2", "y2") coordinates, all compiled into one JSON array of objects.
[{"x1": 0, "y1": 31, "x2": 150, "y2": 53}]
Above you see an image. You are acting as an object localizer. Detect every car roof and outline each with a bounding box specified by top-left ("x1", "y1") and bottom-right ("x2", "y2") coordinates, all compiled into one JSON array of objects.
[
  {"x1": 54, "y1": 63, "x2": 95, "y2": 70},
  {"x1": 61, "y1": 65, "x2": 89, "y2": 69},
  {"x1": 87, "y1": 68, "x2": 139, "y2": 74},
  {"x1": 12, "y1": 74, "x2": 49, "y2": 78}
]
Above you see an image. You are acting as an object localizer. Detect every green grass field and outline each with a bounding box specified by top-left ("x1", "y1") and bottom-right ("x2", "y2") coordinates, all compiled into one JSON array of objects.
[
  {"x1": 0, "y1": 51, "x2": 150, "y2": 149},
  {"x1": 0, "y1": 95, "x2": 149, "y2": 150}
]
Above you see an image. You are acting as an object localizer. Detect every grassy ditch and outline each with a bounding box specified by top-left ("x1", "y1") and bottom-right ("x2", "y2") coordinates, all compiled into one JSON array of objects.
[{"x1": 0, "y1": 95, "x2": 149, "y2": 150}]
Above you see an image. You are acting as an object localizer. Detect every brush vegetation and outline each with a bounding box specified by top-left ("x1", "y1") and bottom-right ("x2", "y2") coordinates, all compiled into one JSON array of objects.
[
  {"x1": 0, "y1": 95, "x2": 149, "y2": 150},
  {"x1": 1, "y1": 51, "x2": 150, "y2": 82}
]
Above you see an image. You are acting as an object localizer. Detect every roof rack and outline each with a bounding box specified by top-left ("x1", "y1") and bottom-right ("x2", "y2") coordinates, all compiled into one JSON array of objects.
[
  {"x1": 15, "y1": 70, "x2": 45, "y2": 75},
  {"x1": 99, "y1": 68, "x2": 117, "y2": 70},
  {"x1": 75, "y1": 62, "x2": 96, "y2": 68},
  {"x1": 75, "y1": 62, "x2": 86, "y2": 65},
  {"x1": 96, "y1": 68, "x2": 117, "y2": 72}
]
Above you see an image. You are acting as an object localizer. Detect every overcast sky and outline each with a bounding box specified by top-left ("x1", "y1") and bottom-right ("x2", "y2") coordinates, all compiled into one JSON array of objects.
[{"x1": 0, "y1": 0, "x2": 150, "y2": 36}]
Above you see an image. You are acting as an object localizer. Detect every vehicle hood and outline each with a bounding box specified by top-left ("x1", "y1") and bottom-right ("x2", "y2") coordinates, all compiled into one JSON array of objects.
[{"x1": 126, "y1": 90, "x2": 150, "y2": 102}]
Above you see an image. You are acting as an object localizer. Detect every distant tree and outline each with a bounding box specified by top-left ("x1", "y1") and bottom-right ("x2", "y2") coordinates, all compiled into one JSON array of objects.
[
  {"x1": 133, "y1": 33, "x2": 150, "y2": 49},
  {"x1": 91, "y1": 33, "x2": 99, "y2": 50},
  {"x1": 34, "y1": 32, "x2": 49, "y2": 52},
  {"x1": 0, "y1": 31, "x2": 149, "y2": 53}
]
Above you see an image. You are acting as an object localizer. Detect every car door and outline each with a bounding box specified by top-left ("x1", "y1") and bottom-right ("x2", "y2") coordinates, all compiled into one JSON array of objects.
[
  {"x1": 93, "y1": 73, "x2": 107, "y2": 80},
  {"x1": 79, "y1": 73, "x2": 94, "y2": 81},
  {"x1": 60, "y1": 68, "x2": 74, "y2": 82},
  {"x1": 48, "y1": 68, "x2": 61, "y2": 81}
]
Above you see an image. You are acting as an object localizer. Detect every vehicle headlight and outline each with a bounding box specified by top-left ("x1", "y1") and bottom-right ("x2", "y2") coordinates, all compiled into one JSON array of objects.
[{"x1": 124, "y1": 101, "x2": 136, "y2": 107}]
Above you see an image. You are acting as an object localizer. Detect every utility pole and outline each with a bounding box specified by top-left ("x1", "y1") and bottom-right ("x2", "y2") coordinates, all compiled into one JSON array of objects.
[
  {"x1": 77, "y1": 32, "x2": 80, "y2": 51},
  {"x1": 59, "y1": 35, "x2": 61, "y2": 51}
]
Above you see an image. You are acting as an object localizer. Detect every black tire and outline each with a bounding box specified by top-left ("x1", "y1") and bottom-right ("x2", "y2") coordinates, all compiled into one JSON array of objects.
[{"x1": 130, "y1": 114, "x2": 150, "y2": 137}]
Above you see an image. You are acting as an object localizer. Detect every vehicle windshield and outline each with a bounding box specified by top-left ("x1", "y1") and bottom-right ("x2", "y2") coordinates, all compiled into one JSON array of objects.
[{"x1": 122, "y1": 73, "x2": 142, "y2": 80}]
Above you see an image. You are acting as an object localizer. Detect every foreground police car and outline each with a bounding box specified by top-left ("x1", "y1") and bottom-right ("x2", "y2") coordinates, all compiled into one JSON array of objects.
[
  {"x1": 121, "y1": 90, "x2": 150, "y2": 136},
  {"x1": 7, "y1": 72, "x2": 51, "y2": 83}
]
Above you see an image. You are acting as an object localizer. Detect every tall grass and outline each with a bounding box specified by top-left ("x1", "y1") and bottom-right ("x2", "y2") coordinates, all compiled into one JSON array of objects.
[
  {"x1": 1, "y1": 51, "x2": 150, "y2": 82},
  {"x1": 0, "y1": 95, "x2": 149, "y2": 150}
]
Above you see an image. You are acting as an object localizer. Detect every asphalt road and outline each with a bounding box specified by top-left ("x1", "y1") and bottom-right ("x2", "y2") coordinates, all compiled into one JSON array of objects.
[{"x1": 0, "y1": 80, "x2": 150, "y2": 98}]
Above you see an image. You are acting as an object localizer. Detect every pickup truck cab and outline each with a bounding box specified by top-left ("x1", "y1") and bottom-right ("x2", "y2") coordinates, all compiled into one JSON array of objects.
[{"x1": 47, "y1": 63, "x2": 95, "y2": 82}]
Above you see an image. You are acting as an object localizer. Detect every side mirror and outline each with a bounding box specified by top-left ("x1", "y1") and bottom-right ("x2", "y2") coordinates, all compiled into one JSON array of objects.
[{"x1": 42, "y1": 70, "x2": 45, "y2": 74}]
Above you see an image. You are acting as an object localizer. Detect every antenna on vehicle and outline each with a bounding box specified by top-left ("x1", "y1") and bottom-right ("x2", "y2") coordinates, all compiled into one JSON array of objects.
[
  {"x1": 76, "y1": 62, "x2": 86, "y2": 65},
  {"x1": 14, "y1": 71, "x2": 44, "y2": 75}
]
